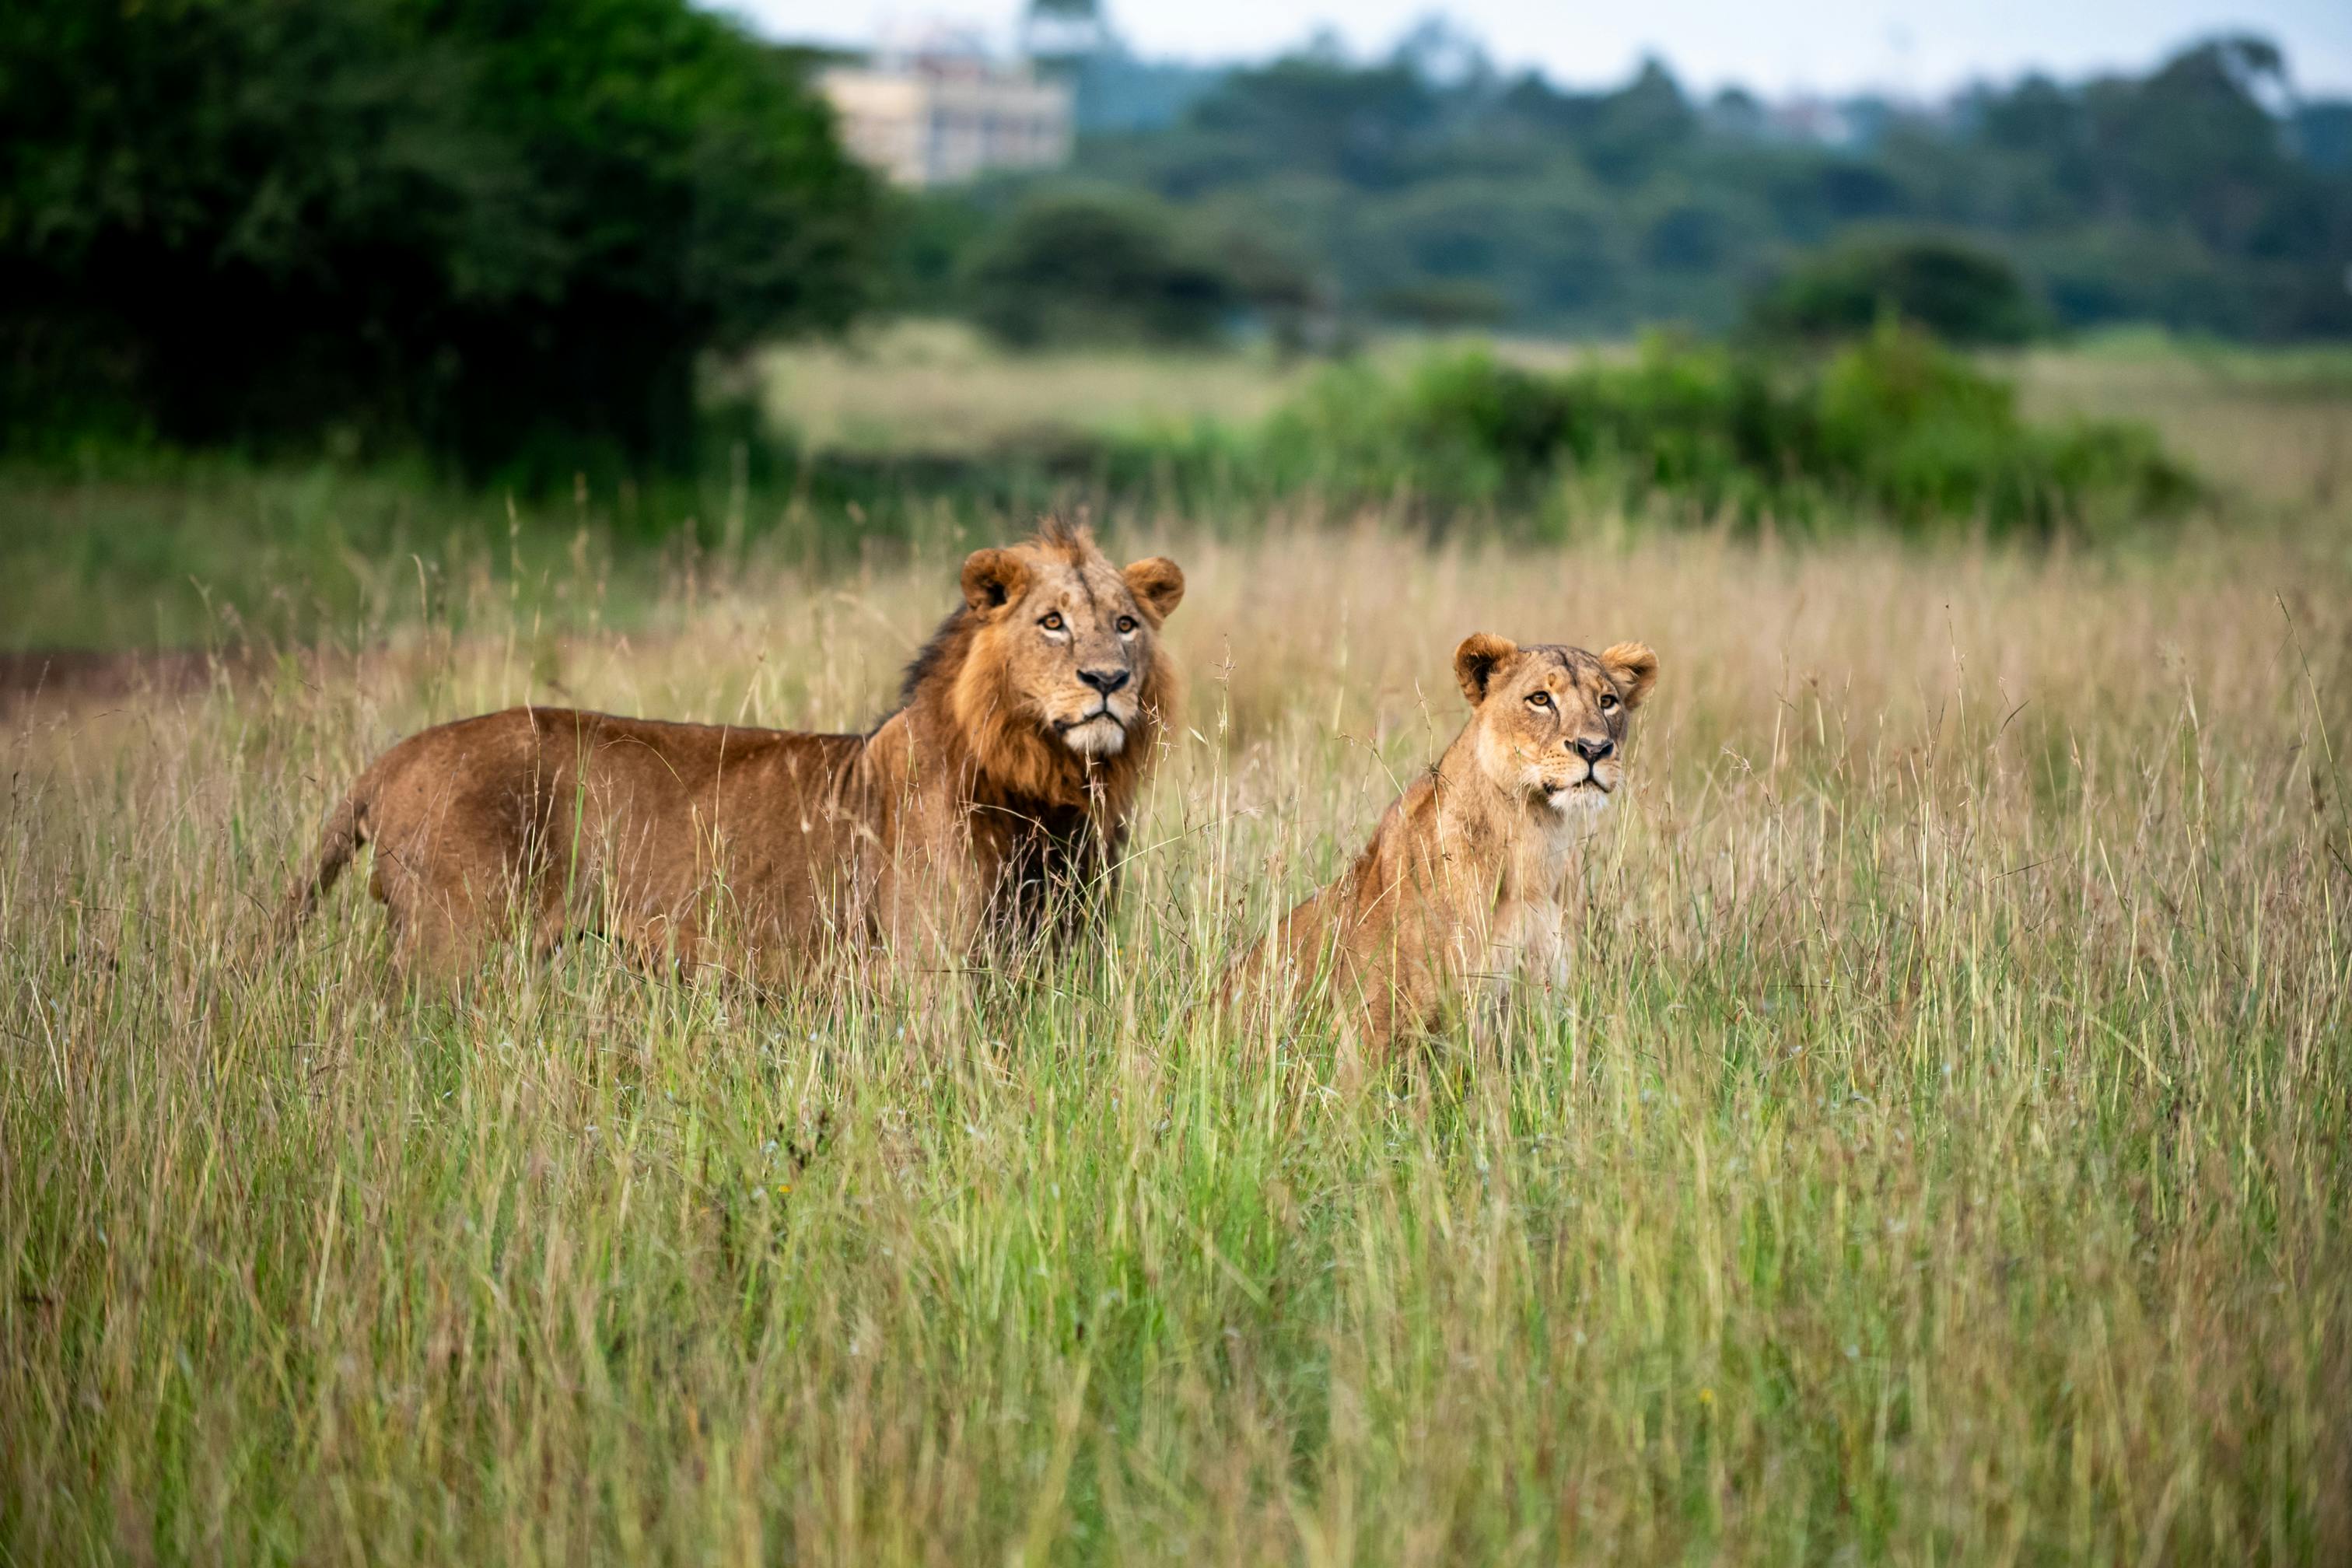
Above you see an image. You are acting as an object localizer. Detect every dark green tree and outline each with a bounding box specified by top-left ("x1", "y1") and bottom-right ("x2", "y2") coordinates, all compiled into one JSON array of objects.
[
  {"x1": 0, "y1": 0, "x2": 882, "y2": 473},
  {"x1": 1584, "y1": 59, "x2": 1696, "y2": 186},
  {"x1": 963, "y1": 189, "x2": 1238, "y2": 347},
  {"x1": 1747, "y1": 234, "x2": 2044, "y2": 345}
]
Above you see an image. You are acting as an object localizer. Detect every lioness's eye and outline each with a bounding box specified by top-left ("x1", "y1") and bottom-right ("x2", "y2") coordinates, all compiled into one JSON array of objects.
[
  {"x1": 1527, "y1": 691, "x2": 1552, "y2": 709},
  {"x1": 1040, "y1": 612, "x2": 1064, "y2": 632},
  {"x1": 1116, "y1": 615, "x2": 1137, "y2": 634},
  {"x1": 1600, "y1": 692, "x2": 1619, "y2": 709}
]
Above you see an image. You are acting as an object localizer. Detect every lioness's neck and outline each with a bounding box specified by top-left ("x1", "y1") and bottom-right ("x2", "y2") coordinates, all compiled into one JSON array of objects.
[{"x1": 1405, "y1": 723, "x2": 1584, "y2": 895}]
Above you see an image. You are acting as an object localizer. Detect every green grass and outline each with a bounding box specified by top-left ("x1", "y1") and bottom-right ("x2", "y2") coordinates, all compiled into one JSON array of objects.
[
  {"x1": 0, "y1": 455, "x2": 625, "y2": 649},
  {"x1": 3, "y1": 509, "x2": 2348, "y2": 1561},
  {"x1": 0, "y1": 449, "x2": 981, "y2": 651}
]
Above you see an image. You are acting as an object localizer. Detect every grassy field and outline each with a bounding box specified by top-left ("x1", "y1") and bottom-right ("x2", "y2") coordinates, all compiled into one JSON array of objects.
[
  {"x1": 3, "y1": 343, "x2": 2351, "y2": 1562},
  {"x1": 757, "y1": 319, "x2": 1315, "y2": 457}
]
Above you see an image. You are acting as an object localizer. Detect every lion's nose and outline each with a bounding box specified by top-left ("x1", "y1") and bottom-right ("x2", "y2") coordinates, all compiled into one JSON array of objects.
[
  {"x1": 1079, "y1": 667, "x2": 1131, "y2": 696},
  {"x1": 1573, "y1": 734, "x2": 1615, "y2": 763}
]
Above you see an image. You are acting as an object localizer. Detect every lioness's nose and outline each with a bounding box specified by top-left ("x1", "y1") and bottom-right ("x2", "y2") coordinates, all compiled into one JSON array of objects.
[
  {"x1": 1079, "y1": 667, "x2": 1131, "y2": 695},
  {"x1": 1573, "y1": 735, "x2": 1614, "y2": 763}
]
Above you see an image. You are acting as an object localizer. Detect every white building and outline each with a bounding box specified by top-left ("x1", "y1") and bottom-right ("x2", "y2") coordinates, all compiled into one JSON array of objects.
[{"x1": 821, "y1": 46, "x2": 1073, "y2": 189}]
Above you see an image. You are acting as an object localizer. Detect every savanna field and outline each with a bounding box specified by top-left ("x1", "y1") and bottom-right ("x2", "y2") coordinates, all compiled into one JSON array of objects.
[{"x1": 4, "y1": 340, "x2": 2350, "y2": 1562}]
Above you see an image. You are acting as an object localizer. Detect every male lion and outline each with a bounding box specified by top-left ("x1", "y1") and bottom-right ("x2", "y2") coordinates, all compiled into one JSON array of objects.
[
  {"x1": 285, "y1": 521, "x2": 1184, "y2": 975},
  {"x1": 1227, "y1": 633, "x2": 1657, "y2": 1062}
]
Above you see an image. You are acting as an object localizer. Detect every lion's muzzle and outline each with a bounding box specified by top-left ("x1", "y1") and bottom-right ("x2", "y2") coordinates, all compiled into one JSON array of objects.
[{"x1": 1055, "y1": 704, "x2": 1131, "y2": 758}]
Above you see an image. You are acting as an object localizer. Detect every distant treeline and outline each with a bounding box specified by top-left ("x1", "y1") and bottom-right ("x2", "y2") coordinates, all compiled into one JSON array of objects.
[
  {"x1": 915, "y1": 32, "x2": 2352, "y2": 346},
  {"x1": 0, "y1": 0, "x2": 880, "y2": 475}
]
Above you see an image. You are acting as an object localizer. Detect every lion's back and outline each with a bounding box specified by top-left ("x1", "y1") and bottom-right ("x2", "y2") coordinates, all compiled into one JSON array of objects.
[{"x1": 359, "y1": 705, "x2": 863, "y2": 877}]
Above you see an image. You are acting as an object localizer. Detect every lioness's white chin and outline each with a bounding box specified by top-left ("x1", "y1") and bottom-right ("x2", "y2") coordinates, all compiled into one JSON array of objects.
[
  {"x1": 1059, "y1": 717, "x2": 1128, "y2": 758},
  {"x1": 1545, "y1": 782, "x2": 1611, "y2": 814}
]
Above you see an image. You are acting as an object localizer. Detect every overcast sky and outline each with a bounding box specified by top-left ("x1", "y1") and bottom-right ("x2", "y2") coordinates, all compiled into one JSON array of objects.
[{"x1": 737, "y1": 0, "x2": 2352, "y2": 97}]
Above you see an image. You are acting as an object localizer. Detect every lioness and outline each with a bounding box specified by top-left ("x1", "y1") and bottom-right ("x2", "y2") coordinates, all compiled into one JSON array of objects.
[
  {"x1": 1227, "y1": 633, "x2": 1657, "y2": 1061},
  {"x1": 285, "y1": 521, "x2": 1184, "y2": 975}
]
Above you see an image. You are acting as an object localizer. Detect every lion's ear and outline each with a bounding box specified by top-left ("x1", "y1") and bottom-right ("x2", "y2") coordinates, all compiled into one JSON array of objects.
[
  {"x1": 1122, "y1": 557, "x2": 1185, "y2": 623},
  {"x1": 1454, "y1": 633, "x2": 1519, "y2": 705},
  {"x1": 961, "y1": 548, "x2": 1030, "y2": 613},
  {"x1": 1600, "y1": 642, "x2": 1659, "y2": 709}
]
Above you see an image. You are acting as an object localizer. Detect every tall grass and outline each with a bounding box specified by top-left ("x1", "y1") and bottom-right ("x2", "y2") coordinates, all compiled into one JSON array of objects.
[{"x1": 4, "y1": 516, "x2": 2347, "y2": 1563}]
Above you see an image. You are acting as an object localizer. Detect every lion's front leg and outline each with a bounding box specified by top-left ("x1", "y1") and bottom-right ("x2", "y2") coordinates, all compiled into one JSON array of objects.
[{"x1": 867, "y1": 821, "x2": 988, "y2": 984}]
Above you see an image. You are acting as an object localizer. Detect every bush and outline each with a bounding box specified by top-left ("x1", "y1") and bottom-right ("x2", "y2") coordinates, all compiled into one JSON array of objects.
[
  {"x1": 1746, "y1": 236, "x2": 2045, "y2": 346},
  {"x1": 1811, "y1": 327, "x2": 2193, "y2": 529},
  {"x1": 1131, "y1": 327, "x2": 2196, "y2": 537},
  {"x1": 962, "y1": 190, "x2": 1241, "y2": 348}
]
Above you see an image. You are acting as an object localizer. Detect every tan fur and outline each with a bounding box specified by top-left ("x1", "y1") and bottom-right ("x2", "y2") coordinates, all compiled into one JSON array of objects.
[
  {"x1": 1228, "y1": 635, "x2": 1657, "y2": 1062},
  {"x1": 285, "y1": 521, "x2": 1185, "y2": 976}
]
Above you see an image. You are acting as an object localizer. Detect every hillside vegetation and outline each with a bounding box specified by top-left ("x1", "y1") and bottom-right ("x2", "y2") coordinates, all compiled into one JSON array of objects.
[{"x1": 919, "y1": 33, "x2": 2352, "y2": 347}]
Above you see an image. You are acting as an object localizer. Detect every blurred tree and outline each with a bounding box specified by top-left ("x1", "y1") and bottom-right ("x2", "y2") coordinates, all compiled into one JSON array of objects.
[
  {"x1": 1368, "y1": 279, "x2": 1511, "y2": 331},
  {"x1": 2088, "y1": 37, "x2": 2294, "y2": 253},
  {"x1": 1584, "y1": 59, "x2": 1696, "y2": 186},
  {"x1": 878, "y1": 191, "x2": 993, "y2": 316},
  {"x1": 1212, "y1": 228, "x2": 1322, "y2": 352},
  {"x1": 1644, "y1": 201, "x2": 1736, "y2": 273},
  {"x1": 962, "y1": 189, "x2": 1238, "y2": 347},
  {"x1": 2295, "y1": 102, "x2": 2352, "y2": 171},
  {"x1": 0, "y1": 0, "x2": 882, "y2": 474},
  {"x1": 935, "y1": 30, "x2": 2351, "y2": 341},
  {"x1": 1747, "y1": 234, "x2": 2043, "y2": 345},
  {"x1": 1185, "y1": 58, "x2": 1440, "y2": 189}
]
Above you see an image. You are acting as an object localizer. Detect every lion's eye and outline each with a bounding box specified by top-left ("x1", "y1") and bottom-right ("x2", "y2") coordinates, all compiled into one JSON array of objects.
[
  {"x1": 1599, "y1": 692, "x2": 1619, "y2": 710},
  {"x1": 1527, "y1": 691, "x2": 1552, "y2": 709},
  {"x1": 1116, "y1": 615, "x2": 1137, "y2": 635},
  {"x1": 1040, "y1": 612, "x2": 1064, "y2": 632}
]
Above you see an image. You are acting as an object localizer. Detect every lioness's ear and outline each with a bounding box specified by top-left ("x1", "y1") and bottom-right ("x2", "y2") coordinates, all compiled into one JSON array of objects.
[
  {"x1": 1454, "y1": 633, "x2": 1519, "y2": 705},
  {"x1": 961, "y1": 548, "x2": 1029, "y2": 613},
  {"x1": 1122, "y1": 556, "x2": 1185, "y2": 623},
  {"x1": 1600, "y1": 642, "x2": 1659, "y2": 709}
]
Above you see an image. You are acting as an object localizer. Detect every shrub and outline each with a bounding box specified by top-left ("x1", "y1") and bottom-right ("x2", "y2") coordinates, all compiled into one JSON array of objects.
[
  {"x1": 1812, "y1": 327, "x2": 2195, "y2": 529},
  {"x1": 1131, "y1": 327, "x2": 2196, "y2": 537},
  {"x1": 1244, "y1": 353, "x2": 1573, "y2": 501},
  {"x1": 1747, "y1": 235, "x2": 2045, "y2": 346}
]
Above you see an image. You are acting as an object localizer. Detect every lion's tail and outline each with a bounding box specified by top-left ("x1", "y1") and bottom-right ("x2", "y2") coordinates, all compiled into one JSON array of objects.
[{"x1": 282, "y1": 774, "x2": 372, "y2": 937}]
